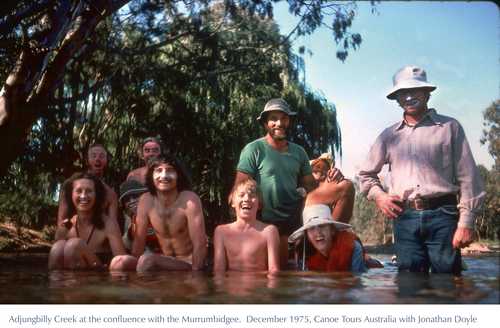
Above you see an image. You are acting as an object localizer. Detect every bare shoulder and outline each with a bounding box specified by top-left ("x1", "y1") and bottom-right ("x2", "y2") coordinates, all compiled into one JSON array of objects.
[
  {"x1": 256, "y1": 220, "x2": 278, "y2": 234},
  {"x1": 103, "y1": 182, "x2": 118, "y2": 199},
  {"x1": 178, "y1": 190, "x2": 202, "y2": 206},
  {"x1": 264, "y1": 224, "x2": 279, "y2": 243},
  {"x1": 102, "y1": 214, "x2": 117, "y2": 231},
  {"x1": 179, "y1": 190, "x2": 201, "y2": 200},
  {"x1": 214, "y1": 223, "x2": 231, "y2": 235},
  {"x1": 127, "y1": 168, "x2": 141, "y2": 178},
  {"x1": 102, "y1": 214, "x2": 111, "y2": 228},
  {"x1": 138, "y1": 192, "x2": 154, "y2": 207}
]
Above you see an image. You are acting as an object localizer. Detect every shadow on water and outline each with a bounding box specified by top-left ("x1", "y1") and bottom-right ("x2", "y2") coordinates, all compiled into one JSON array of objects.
[{"x1": 0, "y1": 253, "x2": 498, "y2": 304}]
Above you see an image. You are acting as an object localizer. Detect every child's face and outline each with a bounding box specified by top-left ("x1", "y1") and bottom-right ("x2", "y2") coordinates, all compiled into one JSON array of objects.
[
  {"x1": 231, "y1": 182, "x2": 259, "y2": 220},
  {"x1": 312, "y1": 160, "x2": 329, "y2": 183}
]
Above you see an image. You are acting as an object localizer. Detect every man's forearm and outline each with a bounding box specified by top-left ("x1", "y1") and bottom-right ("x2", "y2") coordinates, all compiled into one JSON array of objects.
[{"x1": 191, "y1": 245, "x2": 207, "y2": 270}]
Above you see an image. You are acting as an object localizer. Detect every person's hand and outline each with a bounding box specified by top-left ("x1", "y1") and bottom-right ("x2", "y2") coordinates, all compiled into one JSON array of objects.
[
  {"x1": 452, "y1": 227, "x2": 474, "y2": 249},
  {"x1": 296, "y1": 187, "x2": 307, "y2": 198},
  {"x1": 326, "y1": 167, "x2": 344, "y2": 183},
  {"x1": 375, "y1": 193, "x2": 403, "y2": 219}
]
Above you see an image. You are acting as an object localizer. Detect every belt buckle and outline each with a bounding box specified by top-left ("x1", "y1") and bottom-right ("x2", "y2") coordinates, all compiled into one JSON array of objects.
[{"x1": 414, "y1": 197, "x2": 428, "y2": 211}]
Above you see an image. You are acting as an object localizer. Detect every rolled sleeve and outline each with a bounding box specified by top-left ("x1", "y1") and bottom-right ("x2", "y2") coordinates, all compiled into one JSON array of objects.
[
  {"x1": 453, "y1": 123, "x2": 486, "y2": 228},
  {"x1": 358, "y1": 133, "x2": 388, "y2": 197}
]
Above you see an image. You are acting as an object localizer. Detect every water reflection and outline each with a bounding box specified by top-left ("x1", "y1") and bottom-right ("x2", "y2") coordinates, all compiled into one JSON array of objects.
[{"x1": 0, "y1": 253, "x2": 498, "y2": 304}]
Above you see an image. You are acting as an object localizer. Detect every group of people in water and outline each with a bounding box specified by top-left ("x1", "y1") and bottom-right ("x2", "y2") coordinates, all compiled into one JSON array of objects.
[{"x1": 48, "y1": 65, "x2": 485, "y2": 277}]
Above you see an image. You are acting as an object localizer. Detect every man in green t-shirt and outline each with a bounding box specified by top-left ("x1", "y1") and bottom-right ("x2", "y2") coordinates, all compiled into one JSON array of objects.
[{"x1": 233, "y1": 98, "x2": 317, "y2": 267}]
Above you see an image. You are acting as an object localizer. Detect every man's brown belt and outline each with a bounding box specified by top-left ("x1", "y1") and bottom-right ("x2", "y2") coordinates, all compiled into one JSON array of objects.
[{"x1": 405, "y1": 194, "x2": 457, "y2": 211}]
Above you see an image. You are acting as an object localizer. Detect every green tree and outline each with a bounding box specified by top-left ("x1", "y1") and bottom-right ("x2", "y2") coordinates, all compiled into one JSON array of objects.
[
  {"x1": 477, "y1": 99, "x2": 500, "y2": 241},
  {"x1": 476, "y1": 165, "x2": 499, "y2": 241},
  {"x1": 481, "y1": 100, "x2": 499, "y2": 170},
  {"x1": 0, "y1": 0, "x2": 376, "y2": 176},
  {"x1": 0, "y1": 1, "x2": 348, "y2": 233}
]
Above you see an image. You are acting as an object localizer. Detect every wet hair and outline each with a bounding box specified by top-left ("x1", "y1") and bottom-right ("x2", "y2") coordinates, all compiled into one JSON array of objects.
[
  {"x1": 145, "y1": 154, "x2": 191, "y2": 195},
  {"x1": 63, "y1": 172, "x2": 106, "y2": 229},
  {"x1": 228, "y1": 178, "x2": 262, "y2": 207}
]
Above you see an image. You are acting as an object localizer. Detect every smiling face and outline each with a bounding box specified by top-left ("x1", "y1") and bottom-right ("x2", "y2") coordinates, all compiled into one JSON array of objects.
[
  {"x1": 87, "y1": 145, "x2": 108, "y2": 176},
  {"x1": 231, "y1": 181, "x2": 260, "y2": 221},
  {"x1": 306, "y1": 224, "x2": 334, "y2": 257},
  {"x1": 396, "y1": 88, "x2": 430, "y2": 120},
  {"x1": 142, "y1": 141, "x2": 161, "y2": 163},
  {"x1": 264, "y1": 111, "x2": 290, "y2": 141},
  {"x1": 71, "y1": 178, "x2": 96, "y2": 213},
  {"x1": 312, "y1": 160, "x2": 330, "y2": 183},
  {"x1": 152, "y1": 163, "x2": 178, "y2": 192}
]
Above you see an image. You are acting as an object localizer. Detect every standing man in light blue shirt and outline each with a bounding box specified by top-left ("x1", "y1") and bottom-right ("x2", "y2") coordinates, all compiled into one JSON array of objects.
[{"x1": 358, "y1": 65, "x2": 485, "y2": 275}]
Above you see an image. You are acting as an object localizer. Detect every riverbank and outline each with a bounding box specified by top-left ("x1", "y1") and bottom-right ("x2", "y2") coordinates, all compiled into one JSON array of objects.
[
  {"x1": 0, "y1": 222, "x2": 52, "y2": 253},
  {"x1": 1, "y1": 222, "x2": 499, "y2": 255}
]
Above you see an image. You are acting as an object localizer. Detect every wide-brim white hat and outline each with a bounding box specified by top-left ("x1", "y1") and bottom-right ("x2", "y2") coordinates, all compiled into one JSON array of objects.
[
  {"x1": 256, "y1": 98, "x2": 296, "y2": 122},
  {"x1": 288, "y1": 204, "x2": 351, "y2": 243},
  {"x1": 386, "y1": 65, "x2": 436, "y2": 99}
]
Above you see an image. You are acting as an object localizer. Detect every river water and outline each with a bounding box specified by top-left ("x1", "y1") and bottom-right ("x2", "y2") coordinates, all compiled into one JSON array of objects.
[{"x1": 0, "y1": 253, "x2": 498, "y2": 304}]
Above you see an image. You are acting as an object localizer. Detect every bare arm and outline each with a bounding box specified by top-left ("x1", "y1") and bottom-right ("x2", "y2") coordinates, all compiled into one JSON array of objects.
[
  {"x1": 213, "y1": 226, "x2": 227, "y2": 273},
  {"x1": 54, "y1": 226, "x2": 69, "y2": 241},
  {"x1": 131, "y1": 194, "x2": 149, "y2": 257},
  {"x1": 185, "y1": 192, "x2": 207, "y2": 270},
  {"x1": 104, "y1": 215, "x2": 127, "y2": 256},
  {"x1": 300, "y1": 174, "x2": 317, "y2": 192},
  {"x1": 57, "y1": 188, "x2": 69, "y2": 227},
  {"x1": 266, "y1": 225, "x2": 280, "y2": 273},
  {"x1": 105, "y1": 187, "x2": 119, "y2": 226},
  {"x1": 54, "y1": 214, "x2": 75, "y2": 240}
]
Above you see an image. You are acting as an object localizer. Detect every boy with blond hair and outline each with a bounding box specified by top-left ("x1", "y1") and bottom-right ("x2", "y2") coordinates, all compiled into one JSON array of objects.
[{"x1": 214, "y1": 178, "x2": 280, "y2": 273}]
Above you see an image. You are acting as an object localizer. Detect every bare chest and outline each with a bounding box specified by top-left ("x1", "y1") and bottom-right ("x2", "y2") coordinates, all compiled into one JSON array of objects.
[
  {"x1": 224, "y1": 230, "x2": 268, "y2": 257},
  {"x1": 149, "y1": 205, "x2": 188, "y2": 237},
  {"x1": 67, "y1": 226, "x2": 106, "y2": 251}
]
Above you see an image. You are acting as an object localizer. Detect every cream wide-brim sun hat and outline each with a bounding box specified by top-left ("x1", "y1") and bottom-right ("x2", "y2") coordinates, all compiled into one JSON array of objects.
[
  {"x1": 288, "y1": 204, "x2": 351, "y2": 243},
  {"x1": 386, "y1": 65, "x2": 436, "y2": 100}
]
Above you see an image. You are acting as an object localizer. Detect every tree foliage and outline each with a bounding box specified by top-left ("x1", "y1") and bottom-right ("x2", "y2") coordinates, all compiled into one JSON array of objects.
[
  {"x1": 0, "y1": 0, "x2": 374, "y2": 176},
  {"x1": 476, "y1": 165, "x2": 499, "y2": 241},
  {"x1": 477, "y1": 99, "x2": 500, "y2": 241},
  {"x1": 481, "y1": 100, "x2": 499, "y2": 170},
  {"x1": 0, "y1": 1, "x2": 367, "y2": 233}
]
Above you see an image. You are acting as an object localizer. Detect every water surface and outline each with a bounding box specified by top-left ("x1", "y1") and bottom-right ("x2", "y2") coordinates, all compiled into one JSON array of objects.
[{"x1": 0, "y1": 253, "x2": 498, "y2": 304}]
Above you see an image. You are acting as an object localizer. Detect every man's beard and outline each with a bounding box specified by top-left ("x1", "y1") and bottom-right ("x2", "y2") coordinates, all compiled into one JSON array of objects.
[{"x1": 269, "y1": 128, "x2": 287, "y2": 141}]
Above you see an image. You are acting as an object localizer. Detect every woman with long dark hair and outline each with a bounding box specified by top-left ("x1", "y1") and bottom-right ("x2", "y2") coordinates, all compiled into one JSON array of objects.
[{"x1": 48, "y1": 172, "x2": 127, "y2": 270}]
